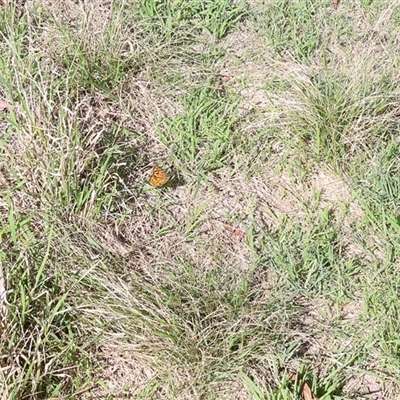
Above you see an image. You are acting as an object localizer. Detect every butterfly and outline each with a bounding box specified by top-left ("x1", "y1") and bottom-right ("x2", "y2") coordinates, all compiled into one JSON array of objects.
[{"x1": 149, "y1": 165, "x2": 170, "y2": 187}]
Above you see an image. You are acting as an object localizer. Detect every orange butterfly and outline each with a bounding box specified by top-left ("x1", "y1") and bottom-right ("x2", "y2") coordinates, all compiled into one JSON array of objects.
[{"x1": 149, "y1": 165, "x2": 169, "y2": 187}]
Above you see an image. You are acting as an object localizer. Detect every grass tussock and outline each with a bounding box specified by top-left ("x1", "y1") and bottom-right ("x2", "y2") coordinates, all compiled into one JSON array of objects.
[{"x1": 1, "y1": 0, "x2": 400, "y2": 399}]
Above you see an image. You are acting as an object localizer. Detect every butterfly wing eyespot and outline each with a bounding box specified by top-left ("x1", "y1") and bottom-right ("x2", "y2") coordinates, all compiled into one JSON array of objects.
[{"x1": 150, "y1": 165, "x2": 169, "y2": 187}]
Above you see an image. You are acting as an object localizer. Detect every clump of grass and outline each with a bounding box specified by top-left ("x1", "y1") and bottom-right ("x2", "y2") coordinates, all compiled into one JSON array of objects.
[
  {"x1": 354, "y1": 140, "x2": 400, "y2": 239},
  {"x1": 262, "y1": 207, "x2": 360, "y2": 300},
  {"x1": 265, "y1": 63, "x2": 397, "y2": 168},
  {"x1": 159, "y1": 84, "x2": 239, "y2": 174},
  {"x1": 258, "y1": 0, "x2": 322, "y2": 61},
  {"x1": 0, "y1": 215, "x2": 94, "y2": 399},
  {"x1": 79, "y1": 257, "x2": 305, "y2": 398},
  {"x1": 136, "y1": 0, "x2": 247, "y2": 41}
]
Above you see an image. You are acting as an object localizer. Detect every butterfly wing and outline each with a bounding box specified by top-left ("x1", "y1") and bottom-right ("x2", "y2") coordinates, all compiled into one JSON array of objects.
[{"x1": 150, "y1": 166, "x2": 169, "y2": 187}]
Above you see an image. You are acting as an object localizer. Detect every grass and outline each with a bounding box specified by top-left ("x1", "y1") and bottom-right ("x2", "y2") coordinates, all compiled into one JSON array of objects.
[{"x1": 1, "y1": 0, "x2": 400, "y2": 399}]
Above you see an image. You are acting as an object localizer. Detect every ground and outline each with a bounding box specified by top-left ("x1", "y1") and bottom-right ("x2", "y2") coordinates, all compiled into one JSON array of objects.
[{"x1": 1, "y1": 0, "x2": 400, "y2": 399}]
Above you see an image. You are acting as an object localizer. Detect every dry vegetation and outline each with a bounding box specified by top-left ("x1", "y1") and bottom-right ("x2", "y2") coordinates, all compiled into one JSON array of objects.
[{"x1": 1, "y1": 0, "x2": 400, "y2": 399}]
